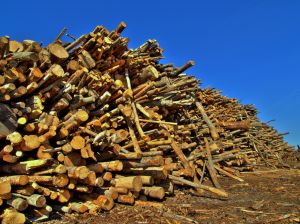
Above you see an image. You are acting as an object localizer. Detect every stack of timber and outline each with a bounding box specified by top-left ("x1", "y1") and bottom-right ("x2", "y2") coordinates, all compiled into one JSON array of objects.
[{"x1": 0, "y1": 22, "x2": 294, "y2": 222}]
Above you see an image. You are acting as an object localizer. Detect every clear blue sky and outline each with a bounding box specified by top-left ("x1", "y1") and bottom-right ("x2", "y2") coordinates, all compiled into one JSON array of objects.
[{"x1": 1, "y1": 0, "x2": 299, "y2": 146}]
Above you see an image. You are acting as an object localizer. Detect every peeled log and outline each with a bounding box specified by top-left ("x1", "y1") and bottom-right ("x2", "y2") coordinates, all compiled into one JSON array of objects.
[
  {"x1": 141, "y1": 186, "x2": 165, "y2": 199},
  {"x1": 111, "y1": 176, "x2": 142, "y2": 192}
]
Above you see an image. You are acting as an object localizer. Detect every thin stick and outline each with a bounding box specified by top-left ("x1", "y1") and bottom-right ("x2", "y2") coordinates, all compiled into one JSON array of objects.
[{"x1": 139, "y1": 119, "x2": 177, "y2": 126}]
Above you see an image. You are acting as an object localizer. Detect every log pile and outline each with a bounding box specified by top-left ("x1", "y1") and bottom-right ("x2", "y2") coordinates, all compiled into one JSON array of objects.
[{"x1": 0, "y1": 22, "x2": 294, "y2": 222}]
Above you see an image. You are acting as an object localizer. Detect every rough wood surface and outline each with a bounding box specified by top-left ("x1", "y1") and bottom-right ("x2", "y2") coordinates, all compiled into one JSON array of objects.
[{"x1": 0, "y1": 22, "x2": 295, "y2": 222}]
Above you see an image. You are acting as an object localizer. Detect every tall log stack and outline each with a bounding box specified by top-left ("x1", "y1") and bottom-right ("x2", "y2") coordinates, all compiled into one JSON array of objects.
[{"x1": 0, "y1": 22, "x2": 294, "y2": 222}]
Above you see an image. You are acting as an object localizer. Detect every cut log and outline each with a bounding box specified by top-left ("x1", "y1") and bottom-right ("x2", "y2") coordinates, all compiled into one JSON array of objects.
[
  {"x1": 48, "y1": 43, "x2": 69, "y2": 63},
  {"x1": 1, "y1": 208, "x2": 26, "y2": 224}
]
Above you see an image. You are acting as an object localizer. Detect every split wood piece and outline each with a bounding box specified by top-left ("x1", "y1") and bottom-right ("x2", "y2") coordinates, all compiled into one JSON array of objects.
[
  {"x1": 192, "y1": 94, "x2": 219, "y2": 140},
  {"x1": 111, "y1": 176, "x2": 142, "y2": 192},
  {"x1": 168, "y1": 175, "x2": 228, "y2": 198}
]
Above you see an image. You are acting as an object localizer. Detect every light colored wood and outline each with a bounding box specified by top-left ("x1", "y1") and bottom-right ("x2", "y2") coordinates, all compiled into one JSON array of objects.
[
  {"x1": 70, "y1": 135, "x2": 86, "y2": 150},
  {"x1": 9, "y1": 40, "x2": 24, "y2": 53},
  {"x1": 135, "y1": 200, "x2": 163, "y2": 208},
  {"x1": 93, "y1": 195, "x2": 114, "y2": 211},
  {"x1": 1, "y1": 208, "x2": 26, "y2": 224},
  {"x1": 48, "y1": 43, "x2": 69, "y2": 63},
  {"x1": 140, "y1": 176, "x2": 154, "y2": 185},
  {"x1": 69, "y1": 202, "x2": 88, "y2": 213},
  {"x1": 117, "y1": 195, "x2": 134, "y2": 205},
  {"x1": 141, "y1": 186, "x2": 165, "y2": 199},
  {"x1": 98, "y1": 160, "x2": 123, "y2": 171},
  {"x1": 111, "y1": 176, "x2": 142, "y2": 192},
  {"x1": 0, "y1": 180, "x2": 11, "y2": 194},
  {"x1": 67, "y1": 166, "x2": 89, "y2": 179},
  {"x1": 7, "y1": 197, "x2": 28, "y2": 211},
  {"x1": 0, "y1": 175, "x2": 28, "y2": 186}
]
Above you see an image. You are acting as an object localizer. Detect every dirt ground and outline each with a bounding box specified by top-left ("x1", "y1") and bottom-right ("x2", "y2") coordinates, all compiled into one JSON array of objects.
[{"x1": 45, "y1": 169, "x2": 300, "y2": 224}]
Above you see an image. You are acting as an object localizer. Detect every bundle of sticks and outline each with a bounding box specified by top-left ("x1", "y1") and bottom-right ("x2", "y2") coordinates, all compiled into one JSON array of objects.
[{"x1": 0, "y1": 22, "x2": 294, "y2": 223}]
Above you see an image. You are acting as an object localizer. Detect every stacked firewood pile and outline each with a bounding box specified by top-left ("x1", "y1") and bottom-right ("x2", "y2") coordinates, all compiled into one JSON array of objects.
[{"x1": 0, "y1": 22, "x2": 294, "y2": 223}]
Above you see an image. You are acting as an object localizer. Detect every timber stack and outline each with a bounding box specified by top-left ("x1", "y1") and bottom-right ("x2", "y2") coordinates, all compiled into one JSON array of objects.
[{"x1": 0, "y1": 22, "x2": 294, "y2": 222}]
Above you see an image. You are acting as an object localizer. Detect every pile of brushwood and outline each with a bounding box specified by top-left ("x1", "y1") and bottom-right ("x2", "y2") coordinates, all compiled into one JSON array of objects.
[{"x1": 0, "y1": 22, "x2": 294, "y2": 223}]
